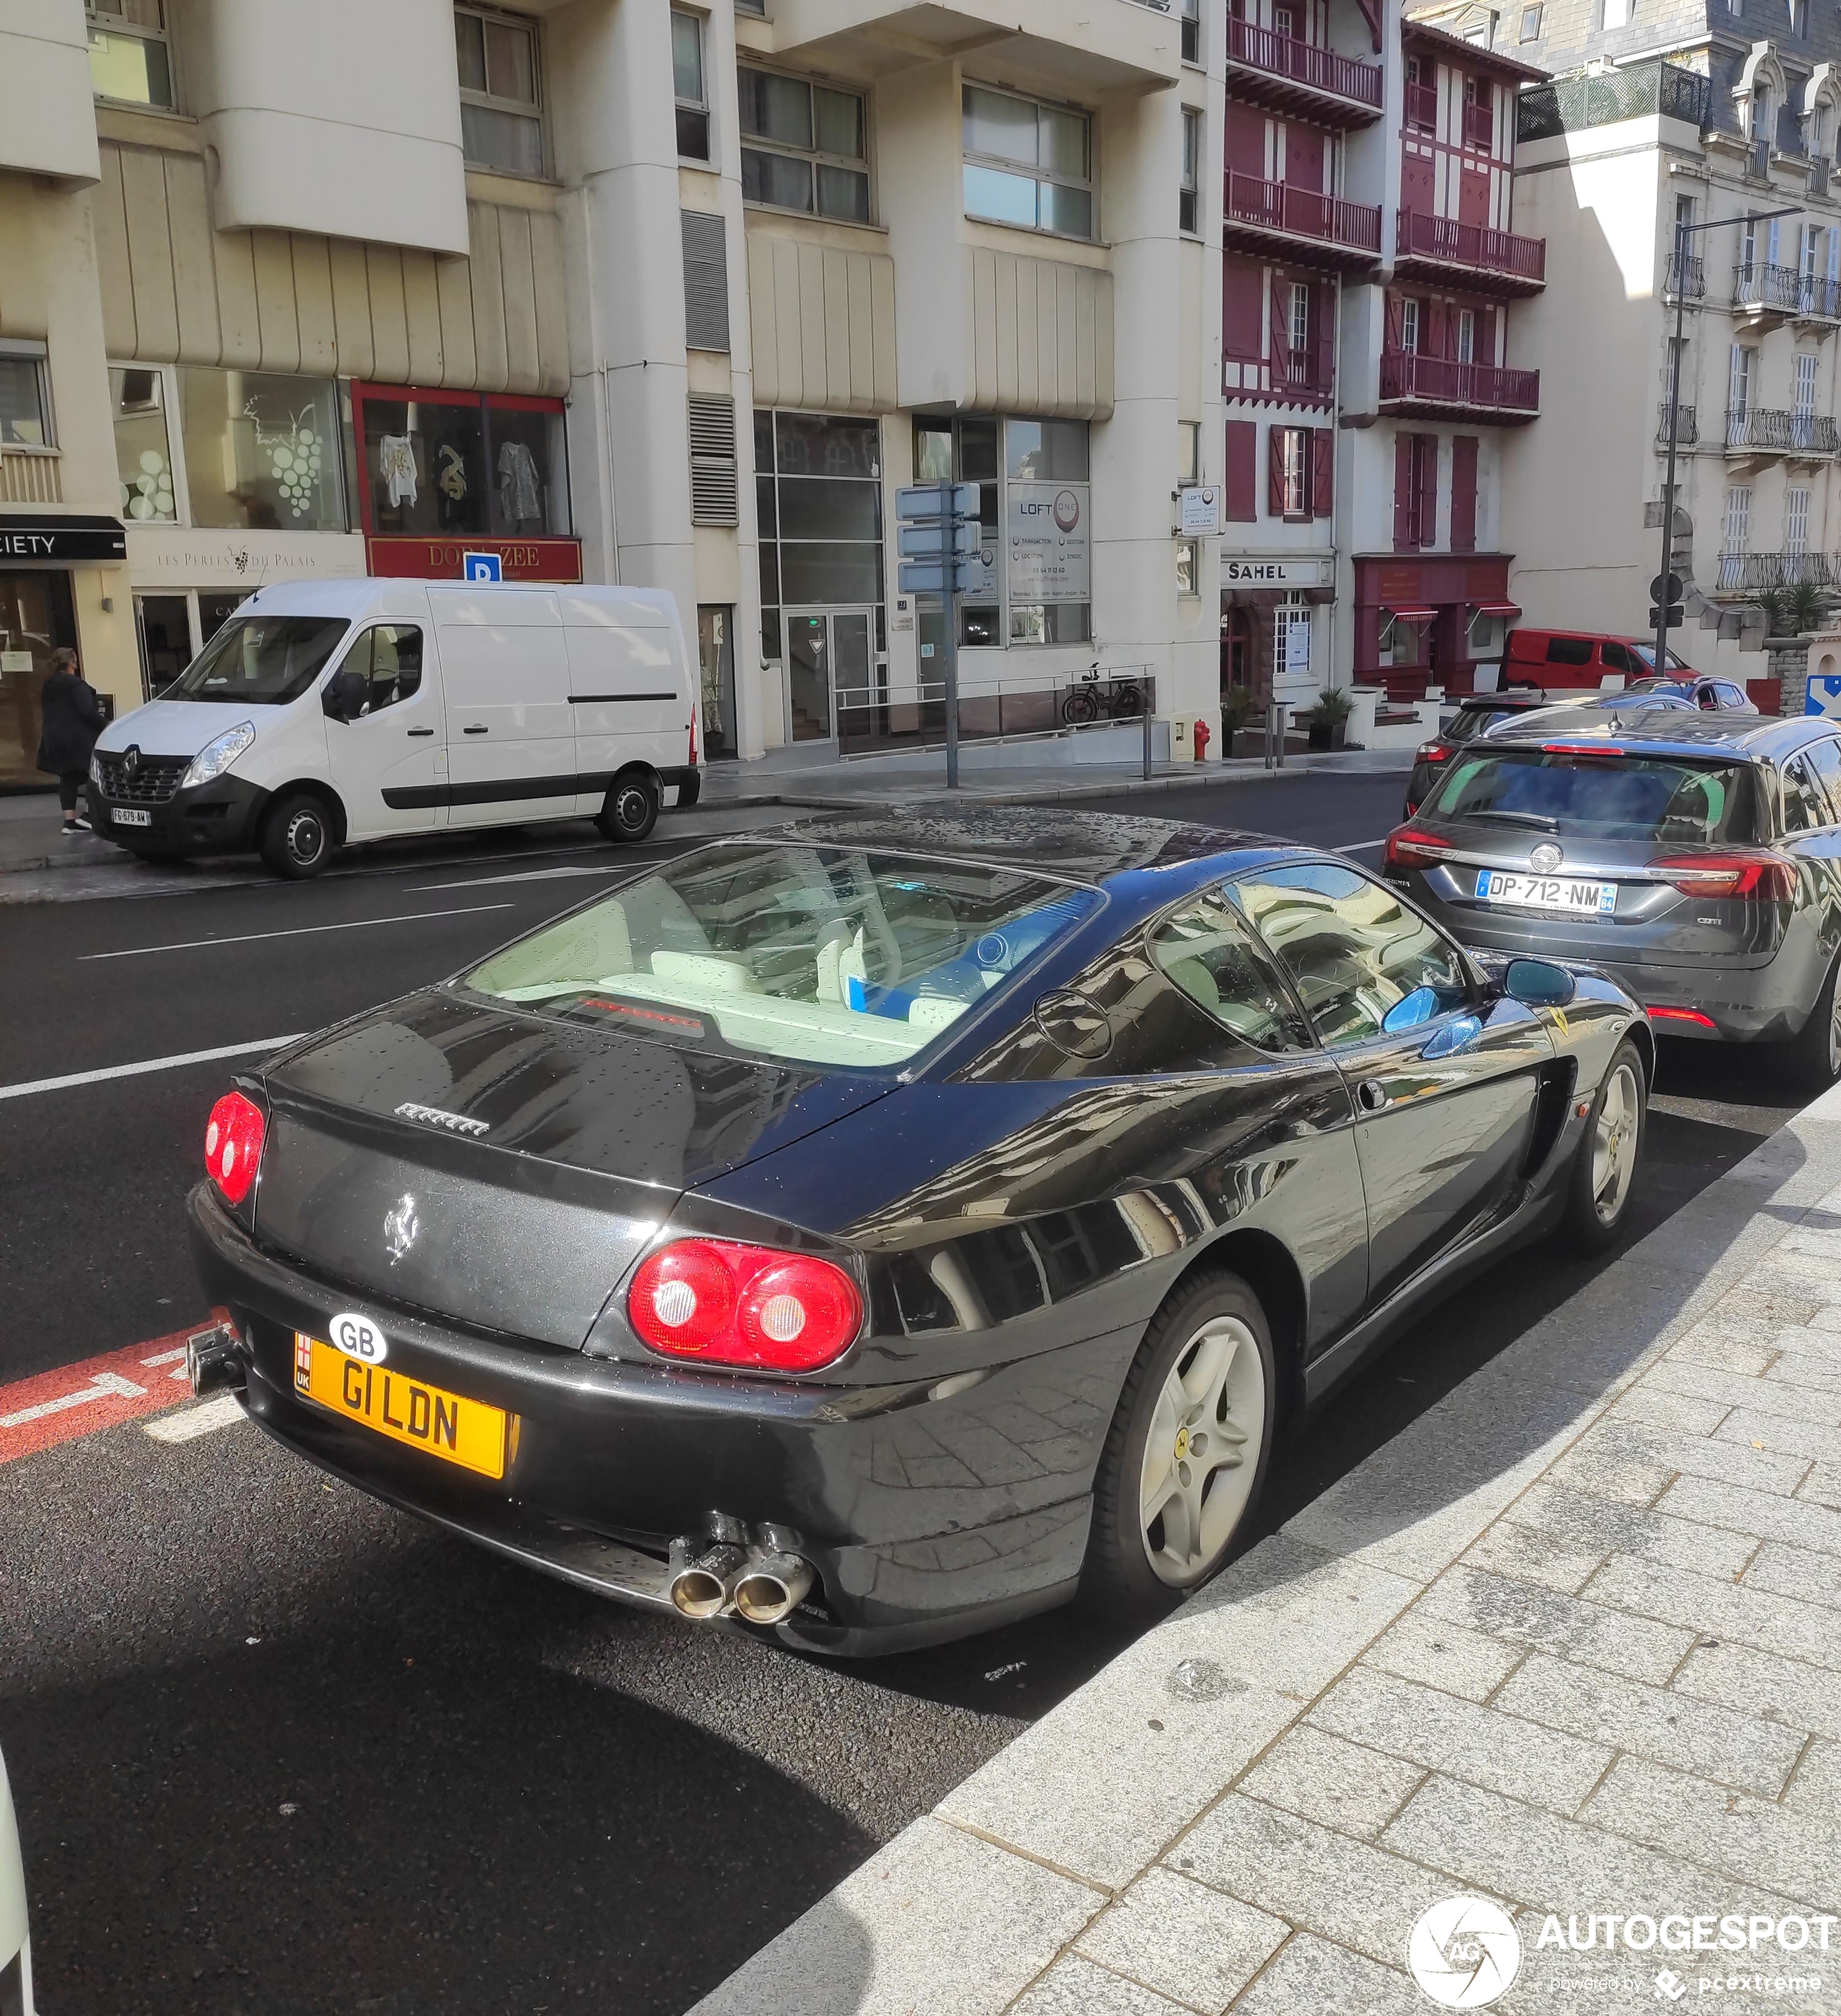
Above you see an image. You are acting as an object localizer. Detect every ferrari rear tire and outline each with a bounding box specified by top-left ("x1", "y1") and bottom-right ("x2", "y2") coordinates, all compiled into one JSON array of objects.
[
  {"x1": 1783, "y1": 950, "x2": 1841, "y2": 1094},
  {"x1": 1560, "y1": 1036, "x2": 1647, "y2": 1250},
  {"x1": 1083, "y1": 1269, "x2": 1276, "y2": 1626}
]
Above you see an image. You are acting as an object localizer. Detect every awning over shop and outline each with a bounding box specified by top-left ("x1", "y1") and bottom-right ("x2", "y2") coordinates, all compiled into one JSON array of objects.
[
  {"x1": 1383, "y1": 605, "x2": 1438, "y2": 624},
  {"x1": 1471, "y1": 600, "x2": 1521, "y2": 618},
  {"x1": 0, "y1": 515, "x2": 127, "y2": 565}
]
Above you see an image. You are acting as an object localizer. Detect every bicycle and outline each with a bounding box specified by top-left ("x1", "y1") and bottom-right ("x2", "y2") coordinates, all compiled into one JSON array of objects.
[{"x1": 1061, "y1": 668, "x2": 1146, "y2": 726}]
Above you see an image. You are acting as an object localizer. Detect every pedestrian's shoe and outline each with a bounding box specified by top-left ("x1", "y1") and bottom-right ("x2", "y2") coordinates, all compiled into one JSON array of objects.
[{"x1": 72, "y1": 814, "x2": 91, "y2": 830}]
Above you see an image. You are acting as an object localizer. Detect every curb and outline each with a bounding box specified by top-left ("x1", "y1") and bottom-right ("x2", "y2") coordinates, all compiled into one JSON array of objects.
[{"x1": 686, "y1": 1083, "x2": 1841, "y2": 2016}]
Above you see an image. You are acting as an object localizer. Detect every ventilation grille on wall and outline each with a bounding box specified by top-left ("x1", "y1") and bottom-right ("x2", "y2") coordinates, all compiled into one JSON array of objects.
[
  {"x1": 682, "y1": 210, "x2": 731, "y2": 353},
  {"x1": 689, "y1": 393, "x2": 739, "y2": 526}
]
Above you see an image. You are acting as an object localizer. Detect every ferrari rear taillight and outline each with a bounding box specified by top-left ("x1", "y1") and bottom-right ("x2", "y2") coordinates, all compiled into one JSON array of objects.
[
  {"x1": 628, "y1": 1238, "x2": 863, "y2": 1372},
  {"x1": 1384, "y1": 826, "x2": 1455, "y2": 871},
  {"x1": 1650, "y1": 851, "x2": 1797, "y2": 901},
  {"x1": 204, "y1": 1090, "x2": 265, "y2": 1206}
]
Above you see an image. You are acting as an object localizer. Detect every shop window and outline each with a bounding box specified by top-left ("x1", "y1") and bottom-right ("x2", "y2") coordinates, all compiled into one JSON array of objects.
[
  {"x1": 0, "y1": 571, "x2": 78, "y2": 787},
  {"x1": 698, "y1": 605, "x2": 739, "y2": 761},
  {"x1": 111, "y1": 368, "x2": 175, "y2": 522},
  {"x1": 740, "y1": 67, "x2": 870, "y2": 223},
  {"x1": 963, "y1": 86, "x2": 1093, "y2": 241},
  {"x1": 455, "y1": 4, "x2": 544, "y2": 178},
  {"x1": 352, "y1": 385, "x2": 570, "y2": 538},
  {"x1": 673, "y1": 10, "x2": 710, "y2": 162},
  {"x1": 178, "y1": 370, "x2": 344, "y2": 531},
  {"x1": 756, "y1": 412, "x2": 884, "y2": 652},
  {"x1": 1180, "y1": 111, "x2": 1202, "y2": 234},
  {"x1": 1273, "y1": 595, "x2": 1312, "y2": 680},
  {"x1": 0, "y1": 347, "x2": 49, "y2": 447},
  {"x1": 88, "y1": 0, "x2": 173, "y2": 109}
]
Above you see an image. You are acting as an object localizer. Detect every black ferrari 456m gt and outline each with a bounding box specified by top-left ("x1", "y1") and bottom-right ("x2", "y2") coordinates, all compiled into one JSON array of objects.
[{"x1": 186, "y1": 808, "x2": 1650, "y2": 1655}]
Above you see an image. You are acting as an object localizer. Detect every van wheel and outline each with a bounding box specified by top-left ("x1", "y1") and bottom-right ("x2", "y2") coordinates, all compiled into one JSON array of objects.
[
  {"x1": 597, "y1": 772, "x2": 660, "y2": 845},
  {"x1": 1082, "y1": 1269, "x2": 1277, "y2": 1627},
  {"x1": 259, "y1": 791, "x2": 335, "y2": 879}
]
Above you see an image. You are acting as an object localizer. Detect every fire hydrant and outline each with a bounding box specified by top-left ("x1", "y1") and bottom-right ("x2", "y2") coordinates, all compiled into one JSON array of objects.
[{"x1": 1192, "y1": 718, "x2": 1212, "y2": 763}]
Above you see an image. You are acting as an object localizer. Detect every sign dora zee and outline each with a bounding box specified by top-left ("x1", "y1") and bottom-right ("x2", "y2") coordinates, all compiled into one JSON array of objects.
[{"x1": 365, "y1": 535, "x2": 582, "y2": 584}]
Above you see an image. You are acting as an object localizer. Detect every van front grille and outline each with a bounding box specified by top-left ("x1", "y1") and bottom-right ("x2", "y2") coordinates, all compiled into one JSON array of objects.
[{"x1": 96, "y1": 753, "x2": 188, "y2": 803}]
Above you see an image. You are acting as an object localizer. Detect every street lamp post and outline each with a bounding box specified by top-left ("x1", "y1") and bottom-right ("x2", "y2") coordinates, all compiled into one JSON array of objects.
[{"x1": 1655, "y1": 201, "x2": 1800, "y2": 676}]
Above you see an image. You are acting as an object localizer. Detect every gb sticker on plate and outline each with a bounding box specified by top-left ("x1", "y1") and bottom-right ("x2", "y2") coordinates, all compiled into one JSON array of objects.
[{"x1": 328, "y1": 1311, "x2": 388, "y2": 1364}]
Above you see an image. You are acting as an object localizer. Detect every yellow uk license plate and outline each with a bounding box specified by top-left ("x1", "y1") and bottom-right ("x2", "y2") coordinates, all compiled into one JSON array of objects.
[{"x1": 293, "y1": 1334, "x2": 509, "y2": 1480}]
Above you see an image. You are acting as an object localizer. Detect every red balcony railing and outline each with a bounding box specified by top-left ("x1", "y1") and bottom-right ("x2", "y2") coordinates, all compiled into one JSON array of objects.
[
  {"x1": 1380, "y1": 349, "x2": 1539, "y2": 412},
  {"x1": 1224, "y1": 16, "x2": 1384, "y2": 108},
  {"x1": 1405, "y1": 80, "x2": 1437, "y2": 130},
  {"x1": 1225, "y1": 173, "x2": 1382, "y2": 253},
  {"x1": 1463, "y1": 100, "x2": 1495, "y2": 150},
  {"x1": 1396, "y1": 210, "x2": 1547, "y2": 284}
]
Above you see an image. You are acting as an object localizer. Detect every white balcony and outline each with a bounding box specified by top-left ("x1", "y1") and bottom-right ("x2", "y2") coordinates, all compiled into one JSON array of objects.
[{"x1": 758, "y1": 0, "x2": 1181, "y2": 89}]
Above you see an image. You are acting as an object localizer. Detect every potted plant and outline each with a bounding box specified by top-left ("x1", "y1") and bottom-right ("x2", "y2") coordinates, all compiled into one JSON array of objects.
[
  {"x1": 1221, "y1": 686, "x2": 1262, "y2": 758},
  {"x1": 1303, "y1": 685, "x2": 1354, "y2": 752}
]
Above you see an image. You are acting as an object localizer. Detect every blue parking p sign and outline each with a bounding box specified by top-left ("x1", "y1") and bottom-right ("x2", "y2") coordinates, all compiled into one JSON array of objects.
[
  {"x1": 462, "y1": 550, "x2": 503, "y2": 582},
  {"x1": 1808, "y1": 673, "x2": 1841, "y2": 719}
]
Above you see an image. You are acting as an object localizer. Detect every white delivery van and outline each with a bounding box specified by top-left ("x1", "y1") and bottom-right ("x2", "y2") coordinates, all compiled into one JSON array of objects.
[{"x1": 88, "y1": 578, "x2": 701, "y2": 877}]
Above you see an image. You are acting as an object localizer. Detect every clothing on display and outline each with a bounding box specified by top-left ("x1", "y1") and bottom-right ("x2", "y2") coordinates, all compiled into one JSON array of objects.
[
  {"x1": 378, "y1": 433, "x2": 418, "y2": 509},
  {"x1": 437, "y1": 442, "x2": 470, "y2": 530},
  {"x1": 496, "y1": 440, "x2": 543, "y2": 526}
]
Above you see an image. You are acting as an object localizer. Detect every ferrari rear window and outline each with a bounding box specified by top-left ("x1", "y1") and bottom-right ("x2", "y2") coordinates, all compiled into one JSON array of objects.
[
  {"x1": 462, "y1": 842, "x2": 1099, "y2": 1070},
  {"x1": 1422, "y1": 749, "x2": 1759, "y2": 845}
]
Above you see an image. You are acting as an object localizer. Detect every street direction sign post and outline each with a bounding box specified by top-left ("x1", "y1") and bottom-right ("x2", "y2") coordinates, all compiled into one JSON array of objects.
[{"x1": 896, "y1": 481, "x2": 983, "y2": 787}]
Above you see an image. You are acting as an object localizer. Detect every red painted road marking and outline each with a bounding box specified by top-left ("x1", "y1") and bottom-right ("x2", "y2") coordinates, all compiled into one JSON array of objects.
[{"x1": 0, "y1": 1324, "x2": 212, "y2": 1464}]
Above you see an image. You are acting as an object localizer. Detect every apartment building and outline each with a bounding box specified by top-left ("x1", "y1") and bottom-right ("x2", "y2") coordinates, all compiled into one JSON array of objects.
[
  {"x1": 1494, "y1": 4, "x2": 1841, "y2": 667},
  {"x1": 0, "y1": 0, "x2": 1222, "y2": 787},
  {"x1": 1221, "y1": 0, "x2": 1547, "y2": 702}
]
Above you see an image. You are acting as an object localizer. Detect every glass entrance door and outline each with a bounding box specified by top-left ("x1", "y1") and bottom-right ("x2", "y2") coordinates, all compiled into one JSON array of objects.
[{"x1": 784, "y1": 609, "x2": 879, "y2": 745}]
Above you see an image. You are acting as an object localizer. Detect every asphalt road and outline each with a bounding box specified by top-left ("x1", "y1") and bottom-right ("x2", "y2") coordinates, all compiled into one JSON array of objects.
[{"x1": 0, "y1": 770, "x2": 1808, "y2": 2016}]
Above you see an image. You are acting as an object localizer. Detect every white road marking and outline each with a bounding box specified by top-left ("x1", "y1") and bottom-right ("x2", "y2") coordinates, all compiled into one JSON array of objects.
[
  {"x1": 0, "y1": 1034, "x2": 305, "y2": 1104},
  {"x1": 78, "y1": 902, "x2": 516, "y2": 961},
  {"x1": 144, "y1": 1393, "x2": 246, "y2": 1443},
  {"x1": 408, "y1": 864, "x2": 628, "y2": 892},
  {"x1": 1335, "y1": 839, "x2": 1386, "y2": 853},
  {"x1": 1, "y1": 1369, "x2": 146, "y2": 1429}
]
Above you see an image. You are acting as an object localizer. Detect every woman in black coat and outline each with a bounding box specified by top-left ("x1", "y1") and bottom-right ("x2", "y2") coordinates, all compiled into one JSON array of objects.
[{"x1": 36, "y1": 647, "x2": 105, "y2": 834}]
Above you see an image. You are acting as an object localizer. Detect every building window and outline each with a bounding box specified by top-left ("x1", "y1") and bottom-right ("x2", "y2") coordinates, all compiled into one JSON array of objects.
[
  {"x1": 1788, "y1": 484, "x2": 1811, "y2": 557},
  {"x1": 963, "y1": 86, "x2": 1093, "y2": 241},
  {"x1": 88, "y1": 0, "x2": 173, "y2": 109},
  {"x1": 673, "y1": 10, "x2": 710, "y2": 162},
  {"x1": 1289, "y1": 282, "x2": 1311, "y2": 356},
  {"x1": 1602, "y1": 0, "x2": 1630, "y2": 29},
  {"x1": 757, "y1": 410, "x2": 884, "y2": 656},
  {"x1": 739, "y1": 67, "x2": 870, "y2": 222},
  {"x1": 1176, "y1": 539, "x2": 1200, "y2": 597},
  {"x1": 351, "y1": 383, "x2": 570, "y2": 538},
  {"x1": 177, "y1": 371, "x2": 344, "y2": 531},
  {"x1": 1278, "y1": 427, "x2": 1308, "y2": 516},
  {"x1": 1400, "y1": 299, "x2": 1421, "y2": 351},
  {"x1": 1723, "y1": 483, "x2": 1752, "y2": 556},
  {"x1": 1518, "y1": 4, "x2": 1542, "y2": 38},
  {"x1": 1729, "y1": 343, "x2": 1755, "y2": 419},
  {"x1": 1792, "y1": 0, "x2": 1808, "y2": 33},
  {"x1": 1180, "y1": 110, "x2": 1202, "y2": 234},
  {"x1": 1273, "y1": 595, "x2": 1313, "y2": 679},
  {"x1": 111, "y1": 368, "x2": 175, "y2": 520},
  {"x1": 1457, "y1": 308, "x2": 1476, "y2": 363},
  {"x1": 1178, "y1": 420, "x2": 1202, "y2": 486},
  {"x1": 1181, "y1": 0, "x2": 1202, "y2": 62},
  {"x1": 454, "y1": 5, "x2": 544, "y2": 177},
  {"x1": 0, "y1": 346, "x2": 50, "y2": 447}
]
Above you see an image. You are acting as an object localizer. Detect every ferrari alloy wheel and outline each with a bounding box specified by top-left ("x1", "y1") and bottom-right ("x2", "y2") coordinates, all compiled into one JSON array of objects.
[
  {"x1": 1137, "y1": 1314, "x2": 1268, "y2": 1587},
  {"x1": 1561, "y1": 1035, "x2": 1647, "y2": 1250},
  {"x1": 1786, "y1": 953, "x2": 1841, "y2": 1092},
  {"x1": 1084, "y1": 1269, "x2": 1278, "y2": 1623}
]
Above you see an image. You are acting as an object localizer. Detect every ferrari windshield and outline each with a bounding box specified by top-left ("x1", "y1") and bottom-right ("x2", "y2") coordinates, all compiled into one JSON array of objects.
[
  {"x1": 1424, "y1": 748, "x2": 1760, "y2": 845},
  {"x1": 166, "y1": 615, "x2": 349, "y2": 703},
  {"x1": 464, "y1": 842, "x2": 1100, "y2": 1070}
]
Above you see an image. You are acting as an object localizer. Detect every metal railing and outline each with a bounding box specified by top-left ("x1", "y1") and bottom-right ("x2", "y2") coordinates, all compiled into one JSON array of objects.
[
  {"x1": 1379, "y1": 350, "x2": 1540, "y2": 411},
  {"x1": 1224, "y1": 172, "x2": 1381, "y2": 252},
  {"x1": 1223, "y1": 15, "x2": 1384, "y2": 106},
  {"x1": 1734, "y1": 261, "x2": 1803, "y2": 312},
  {"x1": 1396, "y1": 209, "x2": 1545, "y2": 283},
  {"x1": 1664, "y1": 252, "x2": 1705, "y2": 302},
  {"x1": 1518, "y1": 58, "x2": 1711, "y2": 142},
  {"x1": 835, "y1": 667, "x2": 1158, "y2": 758},
  {"x1": 1748, "y1": 137, "x2": 1774, "y2": 179},
  {"x1": 1655, "y1": 403, "x2": 1698, "y2": 446},
  {"x1": 1463, "y1": 101, "x2": 1495, "y2": 151},
  {"x1": 1717, "y1": 551, "x2": 1835, "y2": 589},
  {"x1": 1723, "y1": 407, "x2": 1839, "y2": 454},
  {"x1": 1814, "y1": 159, "x2": 1833, "y2": 197}
]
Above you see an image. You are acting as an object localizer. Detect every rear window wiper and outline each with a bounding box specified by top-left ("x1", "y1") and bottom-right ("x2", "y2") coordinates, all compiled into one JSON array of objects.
[{"x1": 1465, "y1": 809, "x2": 1561, "y2": 832}]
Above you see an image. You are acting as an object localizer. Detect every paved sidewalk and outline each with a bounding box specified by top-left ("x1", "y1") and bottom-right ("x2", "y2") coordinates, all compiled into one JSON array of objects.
[{"x1": 694, "y1": 1086, "x2": 1841, "y2": 2016}]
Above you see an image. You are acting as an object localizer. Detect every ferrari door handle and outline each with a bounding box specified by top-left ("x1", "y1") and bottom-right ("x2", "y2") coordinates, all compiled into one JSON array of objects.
[
  {"x1": 1264, "y1": 1115, "x2": 1306, "y2": 1142},
  {"x1": 463, "y1": 725, "x2": 489, "y2": 735},
  {"x1": 1357, "y1": 1079, "x2": 1388, "y2": 1113},
  {"x1": 407, "y1": 728, "x2": 434, "y2": 737}
]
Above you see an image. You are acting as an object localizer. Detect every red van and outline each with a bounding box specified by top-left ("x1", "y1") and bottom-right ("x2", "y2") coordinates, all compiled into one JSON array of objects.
[{"x1": 1500, "y1": 628, "x2": 1693, "y2": 691}]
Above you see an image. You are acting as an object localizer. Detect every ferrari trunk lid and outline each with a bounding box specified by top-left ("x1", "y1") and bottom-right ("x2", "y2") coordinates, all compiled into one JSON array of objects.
[{"x1": 251, "y1": 992, "x2": 892, "y2": 1348}]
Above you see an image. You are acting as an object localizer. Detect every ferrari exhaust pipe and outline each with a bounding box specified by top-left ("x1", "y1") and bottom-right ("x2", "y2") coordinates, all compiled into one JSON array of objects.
[
  {"x1": 731, "y1": 1552, "x2": 814, "y2": 1626},
  {"x1": 668, "y1": 1543, "x2": 750, "y2": 1619}
]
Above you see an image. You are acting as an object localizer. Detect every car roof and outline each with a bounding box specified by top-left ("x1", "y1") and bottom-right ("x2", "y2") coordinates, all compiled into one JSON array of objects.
[{"x1": 1476, "y1": 710, "x2": 1819, "y2": 760}]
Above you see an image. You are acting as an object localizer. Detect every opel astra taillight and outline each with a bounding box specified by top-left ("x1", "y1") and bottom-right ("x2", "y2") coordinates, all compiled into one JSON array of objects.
[
  {"x1": 1384, "y1": 826, "x2": 1455, "y2": 871},
  {"x1": 628, "y1": 1239, "x2": 863, "y2": 1372},
  {"x1": 1650, "y1": 852, "x2": 1797, "y2": 901},
  {"x1": 204, "y1": 1090, "x2": 265, "y2": 1206}
]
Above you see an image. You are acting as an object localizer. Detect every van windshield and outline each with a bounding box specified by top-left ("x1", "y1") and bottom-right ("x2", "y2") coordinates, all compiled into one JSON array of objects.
[
  {"x1": 166, "y1": 615, "x2": 349, "y2": 704},
  {"x1": 463, "y1": 842, "x2": 1100, "y2": 1071}
]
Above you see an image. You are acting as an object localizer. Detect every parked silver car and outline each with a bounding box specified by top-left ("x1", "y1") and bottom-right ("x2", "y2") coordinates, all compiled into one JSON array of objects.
[{"x1": 1384, "y1": 712, "x2": 1841, "y2": 1086}]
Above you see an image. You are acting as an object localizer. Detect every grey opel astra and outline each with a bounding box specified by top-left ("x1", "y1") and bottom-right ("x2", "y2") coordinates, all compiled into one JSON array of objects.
[{"x1": 1383, "y1": 708, "x2": 1841, "y2": 1087}]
